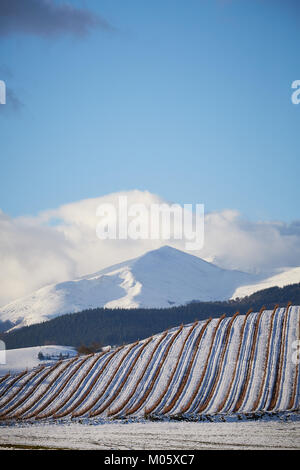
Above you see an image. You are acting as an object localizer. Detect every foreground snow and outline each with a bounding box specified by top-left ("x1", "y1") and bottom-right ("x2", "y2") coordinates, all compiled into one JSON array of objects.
[
  {"x1": 0, "y1": 346, "x2": 77, "y2": 376},
  {"x1": 0, "y1": 419, "x2": 299, "y2": 450}
]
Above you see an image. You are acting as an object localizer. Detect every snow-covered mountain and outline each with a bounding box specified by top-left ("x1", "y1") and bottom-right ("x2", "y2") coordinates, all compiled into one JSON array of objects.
[
  {"x1": 231, "y1": 266, "x2": 300, "y2": 299},
  {"x1": 0, "y1": 246, "x2": 255, "y2": 330}
]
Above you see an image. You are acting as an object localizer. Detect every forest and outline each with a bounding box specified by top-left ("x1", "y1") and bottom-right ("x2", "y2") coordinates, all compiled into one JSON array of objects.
[{"x1": 1, "y1": 282, "x2": 299, "y2": 350}]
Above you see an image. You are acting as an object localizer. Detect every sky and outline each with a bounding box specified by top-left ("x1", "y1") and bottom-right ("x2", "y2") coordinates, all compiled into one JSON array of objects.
[
  {"x1": 0, "y1": 0, "x2": 300, "y2": 306},
  {"x1": 0, "y1": 0, "x2": 299, "y2": 221}
]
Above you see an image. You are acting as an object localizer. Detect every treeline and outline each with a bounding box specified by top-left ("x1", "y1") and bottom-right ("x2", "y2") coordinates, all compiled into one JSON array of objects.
[
  {"x1": 1, "y1": 282, "x2": 299, "y2": 350},
  {"x1": 0, "y1": 320, "x2": 13, "y2": 333}
]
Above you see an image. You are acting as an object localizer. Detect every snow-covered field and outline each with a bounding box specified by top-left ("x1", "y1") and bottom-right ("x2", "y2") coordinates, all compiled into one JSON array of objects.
[
  {"x1": 0, "y1": 307, "x2": 299, "y2": 423},
  {"x1": 0, "y1": 419, "x2": 299, "y2": 450},
  {"x1": 0, "y1": 306, "x2": 299, "y2": 450},
  {"x1": 0, "y1": 346, "x2": 77, "y2": 376}
]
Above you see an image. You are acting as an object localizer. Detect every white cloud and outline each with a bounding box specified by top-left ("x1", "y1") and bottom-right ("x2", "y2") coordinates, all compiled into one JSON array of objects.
[
  {"x1": 200, "y1": 211, "x2": 300, "y2": 273},
  {"x1": 0, "y1": 190, "x2": 299, "y2": 306}
]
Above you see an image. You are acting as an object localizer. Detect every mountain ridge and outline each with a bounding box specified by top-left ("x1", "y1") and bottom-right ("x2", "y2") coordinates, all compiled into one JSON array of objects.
[
  {"x1": 1, "y1": 282, "x2": 299, "y2": 350},
  {"x1": 0, "y1": 246, "x2": 255, "y2": 330},
  {"x1": 1, "y1": 245, "x2": 299, "y2": 332}
]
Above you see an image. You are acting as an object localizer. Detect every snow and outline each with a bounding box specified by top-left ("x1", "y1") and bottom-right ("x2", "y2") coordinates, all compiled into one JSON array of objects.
[
  {"x1": 0, "y1": 246, "x2": 256, "y2": 330},
  {"x1": 0, "y1": 246, "x2": 299, "y2": 332},
  {"x1": 231, "y1": 267, "x2": 300, "y2": 299},
  {"x1": 0, "y1": 419, "x2": 299, "y2": 450},
  {"x1": 0, "y1": 345, "x2": 77, "y2": 376},
  {"x1": 0, "y1": 307, "x2": 299, "y2": 450},
  {"x1": 0, "y1": 308, "x2": 298, "y2": 421}
]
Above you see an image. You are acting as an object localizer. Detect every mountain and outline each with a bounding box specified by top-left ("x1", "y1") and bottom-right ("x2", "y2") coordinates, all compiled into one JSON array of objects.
[
  {"x1": 0, "y1": 246, "x2": 255, "y2": 330},
  {"x1": 2, "y1": 282, "x2": 299, "y2": 351},
  {"x1": 0, "y1": 307, "x2": 299, "y2": 420},
  {"x1": 231, "y1": 267, "x2": 300, "y2": 299}
]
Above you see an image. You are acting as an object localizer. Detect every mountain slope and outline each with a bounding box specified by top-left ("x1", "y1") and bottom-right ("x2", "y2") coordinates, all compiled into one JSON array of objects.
[
  {"x1": 0, "y1": 246, "x2": 255, "y2": 330},
  {"x1": 0, "y1": 306, "x2": 299, "y2": 420},
  {"x1": 2, "y1": 282, "x2": 300, "y2": 351},
  {"x1": 231, "y1": 267, "x2": 300, "y2": 299}
]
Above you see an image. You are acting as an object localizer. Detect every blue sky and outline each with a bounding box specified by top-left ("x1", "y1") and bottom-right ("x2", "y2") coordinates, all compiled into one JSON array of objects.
[{"x1": 1, "y1": 0, "x2": 299, "y2": 221}]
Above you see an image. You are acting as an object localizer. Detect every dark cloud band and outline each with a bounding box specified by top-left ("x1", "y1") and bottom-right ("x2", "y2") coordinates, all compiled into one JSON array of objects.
[{"x1": 0, "y1": 0, "x2": 112, "y2": 37}]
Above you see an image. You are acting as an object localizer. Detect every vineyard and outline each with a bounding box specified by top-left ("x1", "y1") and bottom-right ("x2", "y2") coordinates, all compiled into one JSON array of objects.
[{"x1": 0, "y1": 305, "x2": 299, "y2": 421}]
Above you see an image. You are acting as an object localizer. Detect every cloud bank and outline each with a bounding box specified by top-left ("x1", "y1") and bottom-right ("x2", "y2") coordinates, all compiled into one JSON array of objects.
[
  {"x1": 0, "y1": 0, "x2": 112, "y2": 38},
  {"x1": 0, "y1": 190, "x2": 300, "y2": 307}
]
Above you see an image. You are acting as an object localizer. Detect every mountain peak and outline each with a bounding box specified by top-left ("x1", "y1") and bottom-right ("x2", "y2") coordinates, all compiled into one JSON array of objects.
[
  {"x1": 136, "y1": 245, "x2": 211, "y2": 265},
  {"x1": 0, "y1": 245, "x2": 256, "y2": 331}
]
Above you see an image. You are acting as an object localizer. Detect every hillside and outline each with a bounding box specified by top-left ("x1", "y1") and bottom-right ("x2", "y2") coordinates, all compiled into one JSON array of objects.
[
  {"x1": 0, "y1": 346, "x2": 77, "y2": 376},
  {"x1": 0, "y1": 306, "x2": 299, "y2": 421},
  {"x1": 0, "y1": 246, "x2": 255, "y2": 331},
  {"x1": 2, "y1": 282, "x2": 300, "y2": 351},
  {"x1": 232, "y1": 267, "x2": 300, "y2": 299}
]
